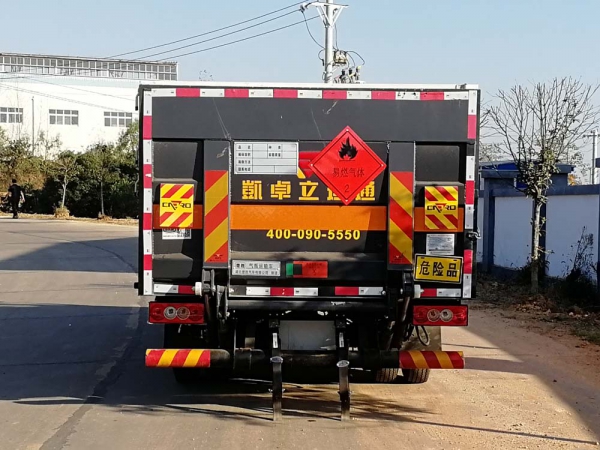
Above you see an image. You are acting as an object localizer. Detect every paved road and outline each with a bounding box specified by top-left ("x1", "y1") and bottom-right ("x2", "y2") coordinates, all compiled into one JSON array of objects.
[{"x1": 1, "y1": 218, "x2": 599, "y2": 450}]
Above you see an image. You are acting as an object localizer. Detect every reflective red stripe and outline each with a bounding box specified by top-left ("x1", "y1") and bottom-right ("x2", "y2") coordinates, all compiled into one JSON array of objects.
[
  {"x1": 421, "y1": 288, "x2": 437, "y2": 297},
  {"x1": 225, "y1": 88, "x2": 249, "y2": 98},
  {"x1": 143, "y1": 164, "x2": 152, "y2": 189},
  {"x1": 465, "y1": 180, "x2": 475, "y2": 205},
  {"x1": 421, "y1": 351, "x2": 442, "y2": 369},
  {"x1": 273, "y1": 89, "x2": 298, "y2": 98},
  {"x1": 171, "y1": 349, "x2": 192, "y2": 366},
  {"x1": 143, "y1": 213, "x2": 152, "y2": 230},
  {"x1": 143, "y1": 254, "x2": 153, "y2": 270},
  {"x1": 142, "y1": 116, "x2": 152, "y2": 140},
  {"x1": 145, "y1": 350, "x2": 164, "y2": 366},
  {"x1": 420, "y1": 91, "x2": 444, "y2": 101},
  {"x1": 270, "y1": 287, "x2": 294, "y2": 297},
  {"x1": 467, "y1": 115, "x2": 477, "y2": 139},
  {"x1": 464, "y1": 250, "x2": 473, "y2": 274},
  {"x1": 323, "y1": 90, "x2": 347, "y2": 100},
  {"x1": 176, "y1": 88, "x2": 200, "y2": 97},
  {"x1": 448, "y1": 351, "x2": 465, "y2": 369},
  {"x1": 178, "y1": 285, "x2": 195, "y2": 295},
  {"x1": 371, "y1": 91, "x2": 396, "y2": 100},
  {"x1": 197, "y1": 350, "x2": 211, "y2": 368},
  {"x1": 399, "y1": 352, "x2": 417, "y2": 369},
  {"x1": 335, "y1": 287, "x2": 360, "y2": 296}
]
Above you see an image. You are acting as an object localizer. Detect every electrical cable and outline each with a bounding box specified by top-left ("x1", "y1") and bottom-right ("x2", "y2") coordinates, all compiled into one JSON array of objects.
[
  {"x1": 0, "y1": 83, "x2": 130, "y2": 112},
  {"x1": 0, "y1": 75, "x2": 132, "y2": 101},
  {"x1": 417, "y1": 326, "x2": 430, "y2": 346},
  {"x1": 302, "y1": 10, "x2": 324, "y2": 48},
  {"x1": 106, "y1": 1, "x2": 305, "y2": 59},
  {"x1": 155, "y1": 16, "x2": 319, "y2": 60},
  {"x1": 348, "y1": 50, "x2": 366, "y2": 66},
  {"x1": 137, "y1": 9, "x2": 299, "y2": 61}
]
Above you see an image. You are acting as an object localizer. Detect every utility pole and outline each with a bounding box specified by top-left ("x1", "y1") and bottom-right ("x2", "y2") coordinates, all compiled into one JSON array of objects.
[
  {"x1": 324, "y1": 0, "x2": 334, "y2": 83},
  {"x1": 31, "y1": 96, "x2": 35, "y2": 155},
  {"x1": 585, "y1": 129, "x2": 598, "y2": 184},
  {"x1": 302, "y1": 1, "x2": 347, "y2": 83}
]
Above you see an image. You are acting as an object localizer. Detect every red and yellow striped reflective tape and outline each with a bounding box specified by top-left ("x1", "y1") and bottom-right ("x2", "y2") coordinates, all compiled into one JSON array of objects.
[
  {"x1": 145, "y1": 349, "x2": 210, "y2": 368},
  {"x1": 159, "y1": 183, "x2": 194, "y2": 228},
  {"x1": 204, "y1": 170, "x2": 229, "y2": 264},
  {"x1": 388, "y1": 172, "x2": 414, "y2": 265},
  {"x1": 424, "y1": 186, "x2": 459, "y2": 231},
  {"x1": 399, "y1": 351, "x2": 464, "y2": 369}
]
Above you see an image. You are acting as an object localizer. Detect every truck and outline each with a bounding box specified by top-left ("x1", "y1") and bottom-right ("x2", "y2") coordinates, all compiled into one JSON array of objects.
[{"x1": 136, "y1": 82, "x2": 479, "y2": 421}]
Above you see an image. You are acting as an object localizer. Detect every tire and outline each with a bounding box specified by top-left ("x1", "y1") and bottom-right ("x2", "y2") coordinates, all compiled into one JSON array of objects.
[
  {"x1": 374, "y1": 368, "x2": 400, "y2": 383},
  {"x1": 402, "y1": 368, "x2": 430, "y2": 384}
]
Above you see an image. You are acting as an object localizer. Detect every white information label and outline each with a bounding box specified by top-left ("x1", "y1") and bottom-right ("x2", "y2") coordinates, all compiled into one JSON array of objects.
[
  {"x1": 162, "y1": 229, "x2": 191, "y2": 240},
  {"x1": 426, "y1": 234, "x2": 455, "y2": 256},
  {"x1": 232, "y1": 260, "x2": 281, "y2": 277},
  {"x1": 234, "y1": 141, "x2": 298, "y2": 175}
]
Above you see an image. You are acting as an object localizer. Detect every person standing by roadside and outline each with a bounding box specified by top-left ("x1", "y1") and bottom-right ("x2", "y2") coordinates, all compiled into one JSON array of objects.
[{"x1": 8, "y1": 179, "x2": 25, "y2": 219}]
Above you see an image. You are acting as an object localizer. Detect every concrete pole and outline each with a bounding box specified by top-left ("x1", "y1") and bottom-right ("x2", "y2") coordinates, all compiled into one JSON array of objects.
[
  {"x1": 323, "y1": 0, "x2": 335, "y2": 83},
  {"x1": 592, "y1": 130, "x2": 598, "y2": 184},
  {"x1": 31, "y1": 96, "x2": 35, "y2": 155}
]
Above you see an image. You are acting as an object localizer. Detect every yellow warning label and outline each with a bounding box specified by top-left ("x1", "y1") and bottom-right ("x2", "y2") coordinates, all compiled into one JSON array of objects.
[
  {"x1": 424, "y1": 186, "x2": 459, "y2": 231},
  {"x1": 414, "y1": 255, "x2": 463, "y2": 283},
  {"x1": 159, "y1": 183, "x2": 194, "y2": 228}
]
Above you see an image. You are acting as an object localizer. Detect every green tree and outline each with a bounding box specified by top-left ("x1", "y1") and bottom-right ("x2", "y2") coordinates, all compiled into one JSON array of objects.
[
  {"x1": 83, "y1": 143, "x2": 119, "y2": 217},
  {"x1": 53, "y1": 151, "x2": 80, "y2": 208},
  {"x1": 0, "y1": 136, "x2": 32, "y2": 182}
]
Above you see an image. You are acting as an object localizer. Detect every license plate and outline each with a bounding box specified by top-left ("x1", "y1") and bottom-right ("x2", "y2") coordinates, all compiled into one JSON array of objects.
[{"x1": 414, "y1": 255, "x2": 463, "y2": 283}]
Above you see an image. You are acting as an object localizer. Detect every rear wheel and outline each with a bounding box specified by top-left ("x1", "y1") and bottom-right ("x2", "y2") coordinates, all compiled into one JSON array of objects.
[
  {"x1": 374, "y1": 368, "x2": 399, "y2": 383},
  {"x1": 402, "y1": 368, "x2": 430, "y2": 384}
]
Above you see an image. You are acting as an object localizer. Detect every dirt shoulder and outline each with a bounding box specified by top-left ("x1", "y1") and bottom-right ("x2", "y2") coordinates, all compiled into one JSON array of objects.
[
  {"x1": 476, "y1": 275, "x2": 600, "y2": 346},
  {"x1": 0, "y1": 212, "x2": 137, "y2": 227}
]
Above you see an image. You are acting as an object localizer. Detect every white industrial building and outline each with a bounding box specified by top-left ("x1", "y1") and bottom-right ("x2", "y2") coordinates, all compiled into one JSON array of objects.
[{"x1": 0, "y1": 52, "x2": 178, "y2": 155}]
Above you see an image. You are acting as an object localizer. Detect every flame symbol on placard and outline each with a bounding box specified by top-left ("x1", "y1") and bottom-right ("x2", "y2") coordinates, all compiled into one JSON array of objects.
[{"x1": 338, "y1": 138, "x2": 357, "y2": 160}]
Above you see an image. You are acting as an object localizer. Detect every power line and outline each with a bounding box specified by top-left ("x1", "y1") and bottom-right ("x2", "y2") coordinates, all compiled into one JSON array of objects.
[
  {"x1": 156, "y1": 16, "x2": 319, "y2": 60},
  {"x1": 137, "y1": 9, "x2": 299, "y2": 61},
  {"x1": 106, "y1": 1, "x2": 305, "y2": 59},
  {"x1": 302, "y1": 10, "x2": 324, "y2": 49},
  {"x1": 348, "y1": 50, "x2": 365, "y2": 66},
  {"x1": 0, "y1": 75, "x2": 132, "y2": 101},
  {"x1": 0, "y1": 83, "x2": 130, "y2": 112}
]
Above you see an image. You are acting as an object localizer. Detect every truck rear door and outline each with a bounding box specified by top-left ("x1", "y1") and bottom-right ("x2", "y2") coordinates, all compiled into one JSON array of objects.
[{"x1": 138, "y1": 85, "x2": 478, "y2": 305}]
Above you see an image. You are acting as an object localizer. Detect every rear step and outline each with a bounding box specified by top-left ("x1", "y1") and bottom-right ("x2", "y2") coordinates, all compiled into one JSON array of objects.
[{"x1": 145, "y1": 346, "x2": 464, "y2": 421}]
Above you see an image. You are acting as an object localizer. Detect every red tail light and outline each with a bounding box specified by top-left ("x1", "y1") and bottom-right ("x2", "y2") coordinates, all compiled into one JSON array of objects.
[
  {"x1": 413, "y1": 305, "x2": 468, "y2": 326},
  {"x1": 148, "y1": 302, "x2": 205, "y2": 324}
]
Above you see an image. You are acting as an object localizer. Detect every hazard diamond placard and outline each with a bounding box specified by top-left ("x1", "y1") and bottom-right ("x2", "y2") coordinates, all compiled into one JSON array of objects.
[
  {"x1": 309, "y1": 127, "x2": 386, "y2": 205},
  {"x1": 159, "y1": 183, "x2": 194, "y2": 228},
  {"x1": 424, "y1": 186, "x2": 459, "y2": 231}
]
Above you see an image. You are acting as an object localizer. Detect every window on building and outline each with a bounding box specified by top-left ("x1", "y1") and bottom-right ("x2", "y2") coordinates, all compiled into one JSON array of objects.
[
  {"x1": 104, "y1": 111, "x2": 133, "y2": 127},
  {"x1": 49, "y1": 109, "x2": 79, "y2": 126},
  {"x1": 0, "y1": 107, "x2": 23, "y2": 123}
]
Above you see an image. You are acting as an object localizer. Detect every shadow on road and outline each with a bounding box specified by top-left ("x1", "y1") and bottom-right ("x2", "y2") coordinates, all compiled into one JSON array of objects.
[
  {"x1": 0, "y1": 235, "x2": 137, "y2": 274},
  {"x1": 0, "y1": 301, "x2": 598, "y2": 447}
]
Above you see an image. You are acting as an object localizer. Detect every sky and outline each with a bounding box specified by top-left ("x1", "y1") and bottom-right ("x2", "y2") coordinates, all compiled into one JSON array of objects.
[{"x1": 3, "y1": 0, "x2": 600, "y2": 162}]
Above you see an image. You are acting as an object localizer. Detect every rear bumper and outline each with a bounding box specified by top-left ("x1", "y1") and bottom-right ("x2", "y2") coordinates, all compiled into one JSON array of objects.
[
  {"x1": 145, "y1": 348, "x2": 464, "y2": 370},
  {"x1": 228, "y1": 299, "x2": 387, "y2": 312}
]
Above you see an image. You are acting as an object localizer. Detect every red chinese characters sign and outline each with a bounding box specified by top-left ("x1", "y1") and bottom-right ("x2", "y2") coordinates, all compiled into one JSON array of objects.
[{"x1": 309, "y1": 127, "x2": 386, "y2": 205}]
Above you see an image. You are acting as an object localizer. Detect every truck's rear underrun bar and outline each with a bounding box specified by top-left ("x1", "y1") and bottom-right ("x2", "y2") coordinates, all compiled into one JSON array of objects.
[{"x1": 145, "y1": 348, "x2": 465, "y2": 370}]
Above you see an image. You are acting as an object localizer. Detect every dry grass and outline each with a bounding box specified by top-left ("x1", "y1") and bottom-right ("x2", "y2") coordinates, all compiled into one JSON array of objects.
[
  {"x1": 0, "y1": 211, "x2": 137, "y2": 227},
  {"x1": 477, "y1": 274, "x2": 600, "y2": 345}
]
